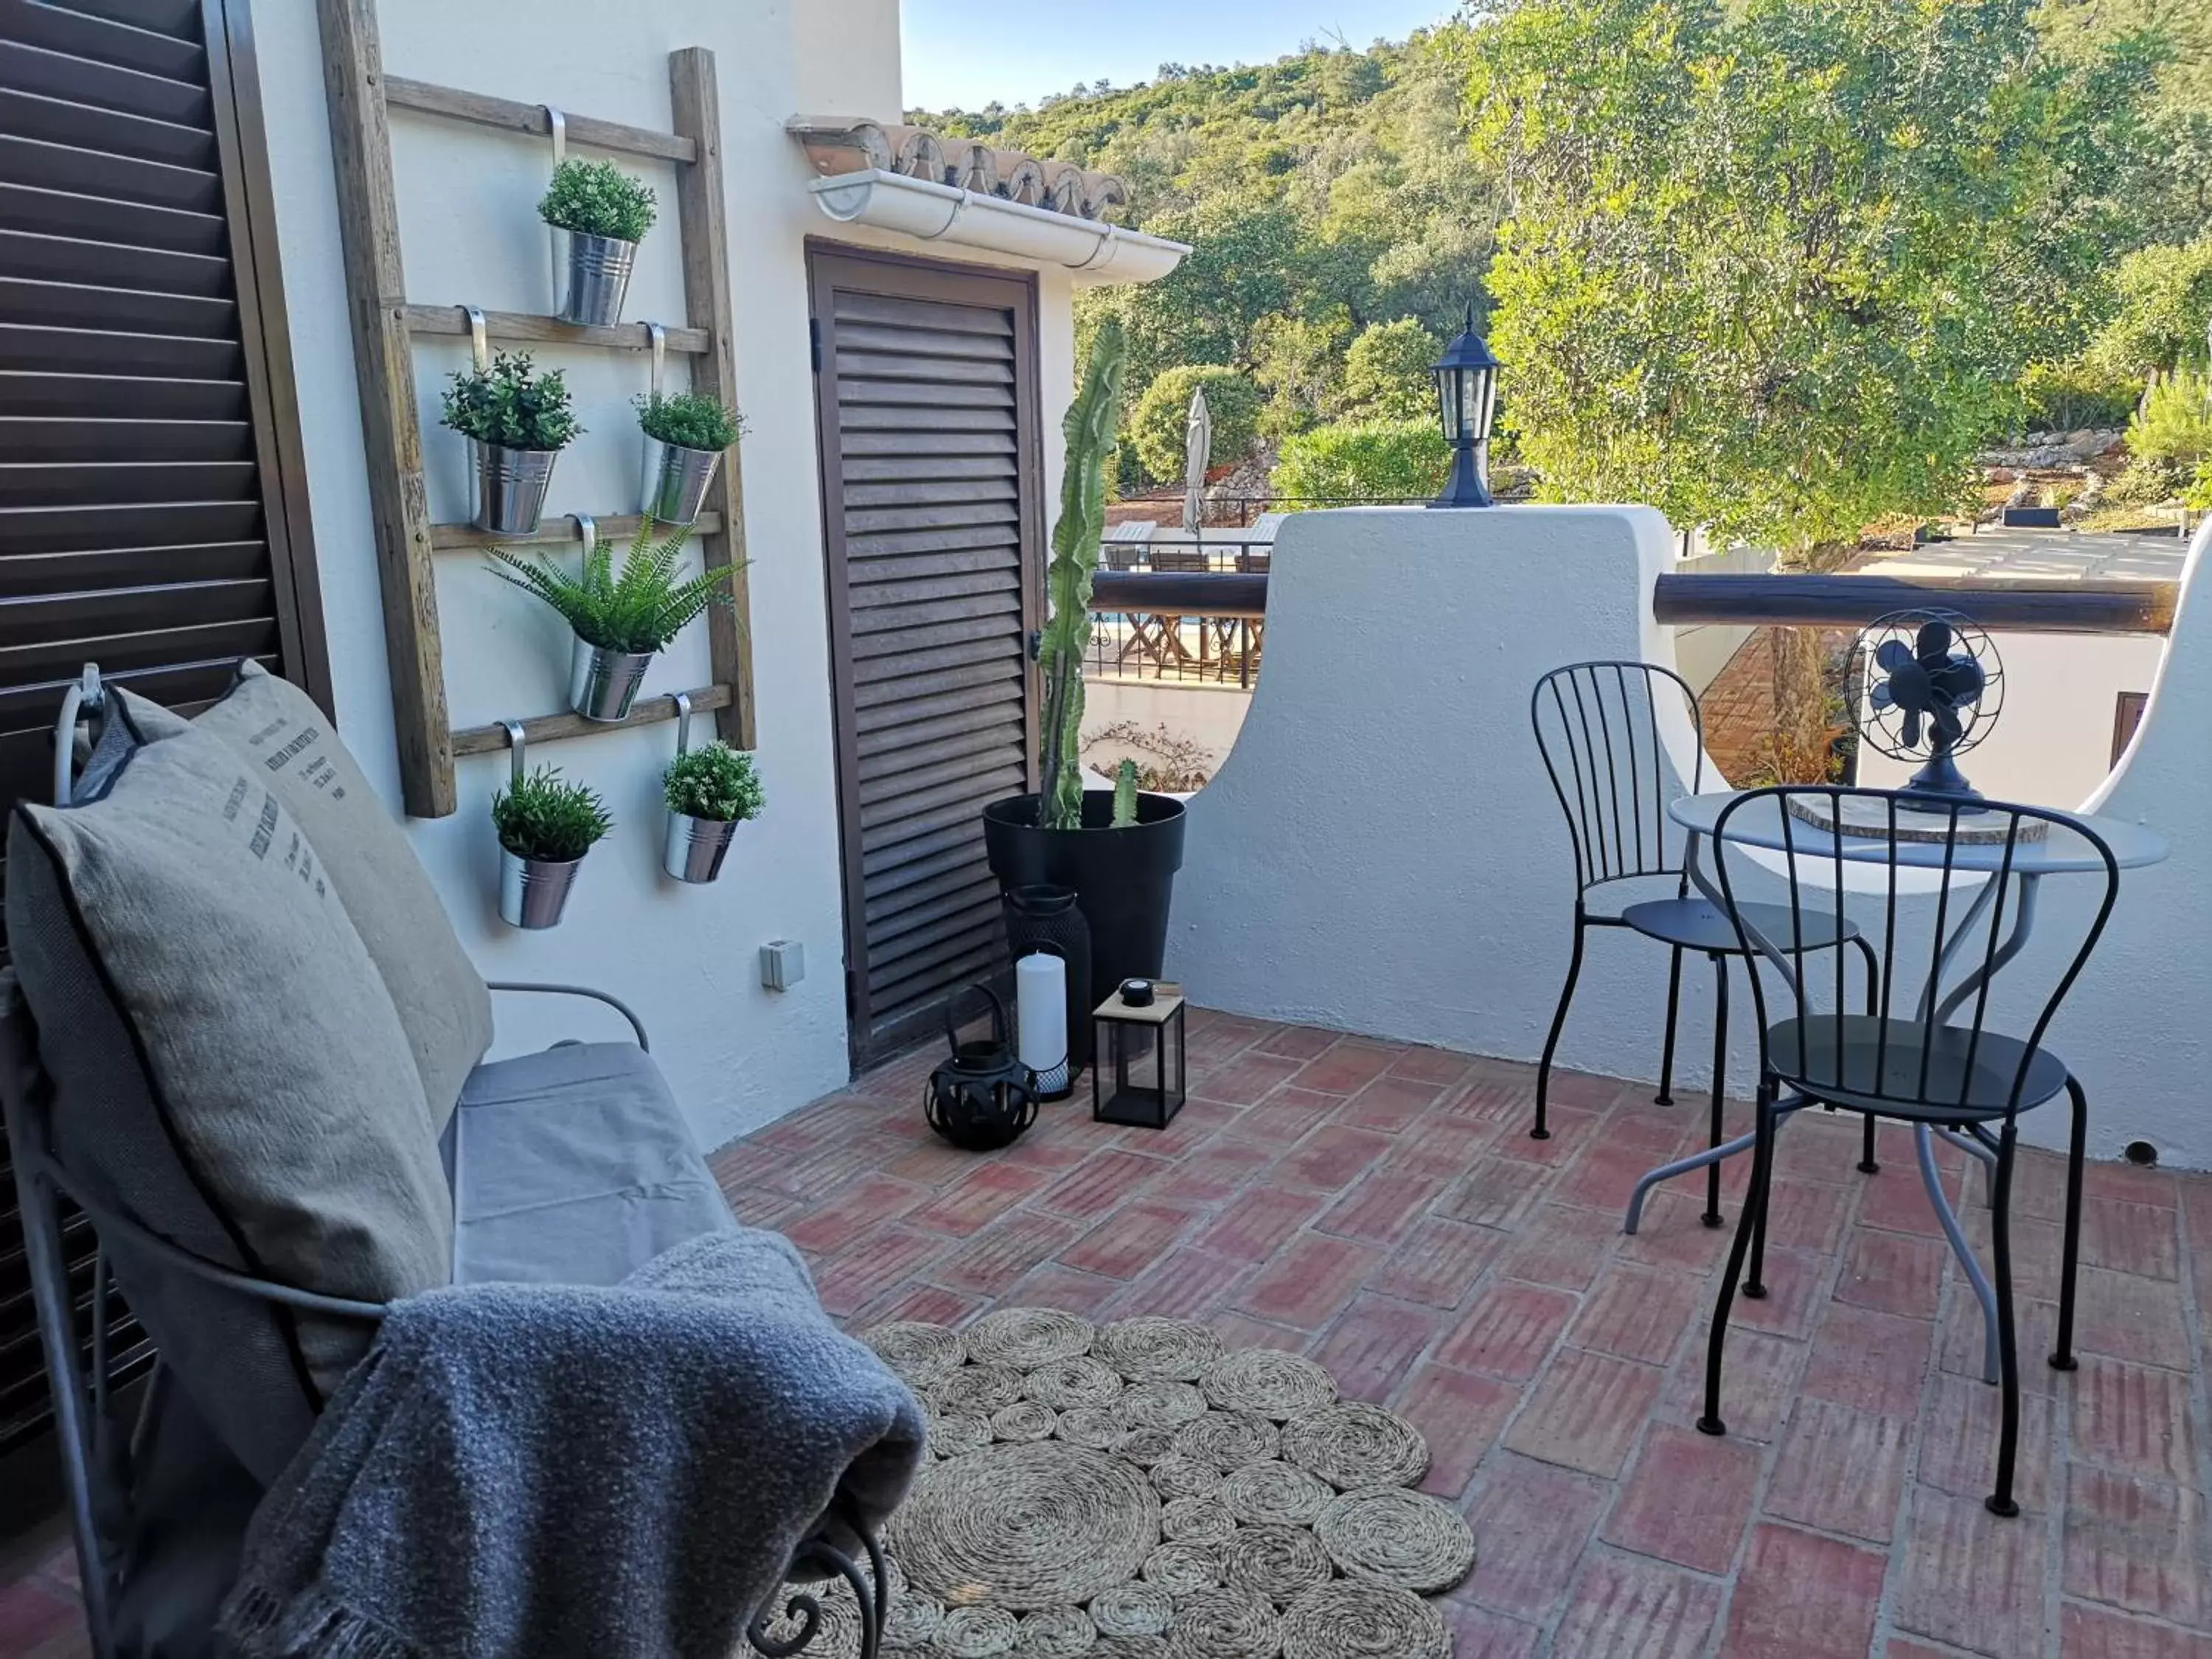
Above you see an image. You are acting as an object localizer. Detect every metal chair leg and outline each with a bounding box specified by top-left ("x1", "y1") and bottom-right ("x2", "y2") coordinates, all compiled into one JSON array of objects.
[
  {"x1": 1700, "y1": 1079, "x2": 1775, "y2": 1437},
  {"x1": 1703, "y1": 953, "x2": 1728, "y2": 1228},
  {"x1": 1852, "y1": 936, "x2": 1880, "y2": 1172},
  {"x1": 1532, "y1": 914, "x2": 1587, "y2": 1141},
  {"x1": 2051, "y1": 1076, "x2": 2088, "y2": 1371},
  {"x1": 1986, "y1": 1125, "x2": 2023, "y2": 1517},
  {"x1": 1655, "y1": 945, "x2": 1683, "y2": 1106}
]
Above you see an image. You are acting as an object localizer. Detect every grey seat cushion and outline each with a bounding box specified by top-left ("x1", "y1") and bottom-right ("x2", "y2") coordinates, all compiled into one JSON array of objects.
[
  {"x1": 450, "y1": 1043, "x2": 735, "y2": 1287},
  {"x1": 10, "y1": 711, "x2": 451, "y2": 1416},
  {"x1": 114, "y1": 666, "x2": 493, "y2": 1127}
]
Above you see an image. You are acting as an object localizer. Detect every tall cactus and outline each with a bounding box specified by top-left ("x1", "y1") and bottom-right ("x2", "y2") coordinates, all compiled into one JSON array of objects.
[
  {"x1": 1111, "y1": 758, "x2": 1139, "y2": 828},
  {"x1": 1035, "y1": 321, "x2": 1129, "y2": 830}
]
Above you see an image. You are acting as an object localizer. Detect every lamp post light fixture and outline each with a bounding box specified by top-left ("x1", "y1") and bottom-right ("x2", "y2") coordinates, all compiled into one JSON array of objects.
[{"x1": 1430, "y1": 307, "x2": 1500, "y2": 509}]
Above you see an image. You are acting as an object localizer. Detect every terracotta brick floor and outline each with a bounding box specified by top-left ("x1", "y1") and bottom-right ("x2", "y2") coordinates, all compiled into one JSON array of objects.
[{"x1": 8, "y1": 1009, "x2": 2212, "y2": 1658}]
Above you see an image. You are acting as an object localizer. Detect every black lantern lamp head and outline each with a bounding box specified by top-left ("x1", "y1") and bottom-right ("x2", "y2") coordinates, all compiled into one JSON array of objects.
[
  {"x1": 1430, "y1": 305, "x2": 1500, "y2": 509},
  {"x1": 924, "y1": 984, "x2": 1040, "y2": 1151}
]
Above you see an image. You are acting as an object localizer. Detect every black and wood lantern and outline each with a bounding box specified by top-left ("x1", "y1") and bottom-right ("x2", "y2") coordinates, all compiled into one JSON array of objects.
[
  {"x1": 925, "y1": 986, "x2": 1040, "y2": 1151},
  {"x1": 1430, "y1": 306, "x2": 1500, "y2": 509},
  {"x1": 1091, "y1": 979, "x2": 1187, "y2": 1131}
]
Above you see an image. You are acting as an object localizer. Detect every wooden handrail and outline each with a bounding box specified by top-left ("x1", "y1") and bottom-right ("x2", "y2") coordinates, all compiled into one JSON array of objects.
[
  {"x1": 1653, "y1": 573, "x2": 2174, "y2": 636},
  {"x1": 1091, "y1": 570, "x2": 1267, "y2": 617}
]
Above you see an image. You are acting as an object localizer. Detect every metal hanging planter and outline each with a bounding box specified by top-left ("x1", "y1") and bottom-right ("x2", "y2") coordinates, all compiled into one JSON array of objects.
[
  {"x1": 661, "y1": 692, "x2": 741, "y2": 883},
  {"x1": 470, "y1": 439, "x2": 560, "y2": 534},
  {"x1": 636, "y1": 324, "x2": 722, "y2": 528},
  {"x1": 923, "y1": 986, "x2": 1041, "y2": 1152},
  {"x1": 558, "y1": 231, "x2": 639, "y2": 327},
  {"x1": 494, "y1": 723, "x2": 586, "y2": 930}
]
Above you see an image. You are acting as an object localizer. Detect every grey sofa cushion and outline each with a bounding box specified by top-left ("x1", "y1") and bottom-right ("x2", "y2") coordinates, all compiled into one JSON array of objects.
[
  {"x1": 10, "y1": 710, "x2": 451, "y2": 1406},
  {"x1": 451, "y1": 1042, "x2": 734, "y2": 1287},
  {"x1": 116, "y1": 665, "x2": 493, "y2": 1127}
]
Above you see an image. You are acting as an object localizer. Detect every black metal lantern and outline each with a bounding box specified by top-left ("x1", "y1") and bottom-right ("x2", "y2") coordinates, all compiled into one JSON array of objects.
[
  {"x1": 1430, "y1": 306, "x2": 1500, "y2": 509},
  {"x1": 1091, "y1": 980, "x2": 1187, "y2": 1131},
  {"x1": 925, "y1": 985, "x2": 1040, "y2": 1151}
]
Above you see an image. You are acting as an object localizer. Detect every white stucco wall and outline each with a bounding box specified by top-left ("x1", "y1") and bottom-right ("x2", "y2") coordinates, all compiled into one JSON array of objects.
[
  {"x1": 1171, "y1": 507, "x2": 2212, "y2": 1170},
  {"x1": 246, "y1": 1, "x2": 1079, "y2": 1150}
]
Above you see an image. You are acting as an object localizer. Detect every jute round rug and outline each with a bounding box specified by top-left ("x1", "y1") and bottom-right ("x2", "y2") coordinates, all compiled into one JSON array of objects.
[{"x1": 747, "y1": 1311, "x2": 1473, "y2": 1658}]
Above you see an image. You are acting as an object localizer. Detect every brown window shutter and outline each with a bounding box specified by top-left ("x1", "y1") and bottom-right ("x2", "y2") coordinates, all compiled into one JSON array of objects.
[{"x1": 0, "y1": 0, "x2": 327, "y2": 1455}]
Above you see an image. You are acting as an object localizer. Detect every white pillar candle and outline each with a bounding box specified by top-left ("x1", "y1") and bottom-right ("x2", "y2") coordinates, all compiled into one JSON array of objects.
[{"x1": 1015, "y1": 950, "x2": 1069, "y2": 1088}]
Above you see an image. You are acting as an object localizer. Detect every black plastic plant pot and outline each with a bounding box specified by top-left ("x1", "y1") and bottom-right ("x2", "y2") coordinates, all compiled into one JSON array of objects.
[{"x1": 982, "y1": 791, "x2": 1187, "y2": 1063}]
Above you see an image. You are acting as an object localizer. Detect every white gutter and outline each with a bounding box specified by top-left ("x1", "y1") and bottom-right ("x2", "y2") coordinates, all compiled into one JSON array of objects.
[{"x1": 809, "y1": 170, "x2": 1190, "y2": 285}]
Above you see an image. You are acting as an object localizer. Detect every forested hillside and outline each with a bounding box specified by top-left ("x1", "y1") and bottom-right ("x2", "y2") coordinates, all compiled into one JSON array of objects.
[{"x1": 913, "y1": 1, "x2": 2212, "y2": 507}]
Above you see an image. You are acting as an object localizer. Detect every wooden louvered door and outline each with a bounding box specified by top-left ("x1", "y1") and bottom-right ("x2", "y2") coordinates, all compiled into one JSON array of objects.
[
  {"x1": 0, "y1": 0, "x2": 327, "y2": 1467},
  {"x1": 810, "y1": 248, "x2": 1041, "y2": 1068}
]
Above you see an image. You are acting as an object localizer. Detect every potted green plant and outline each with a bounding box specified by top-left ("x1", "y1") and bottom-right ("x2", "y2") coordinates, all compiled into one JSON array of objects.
[
  {"x1": 489, "y1": 516, "x2": 740, "y2": 723},
  {"x1": 539, "y1": 157, "x2": 656, "y2": 327},
  {"x1": 981, "y1": 321, "x2": 1186, "y2": 1054},
  {"x1": 441, "y1": 352, "x2": 582, "y2": 534},
  {"x1": 636, "y1": 391, "x2": 745, "y2": 528},
  {"x1": 493, "y1": 765, "x2": 611, "y2": 928},
  {"x1": 661, "y1": 741, "x2": 764, "y2": 883}
]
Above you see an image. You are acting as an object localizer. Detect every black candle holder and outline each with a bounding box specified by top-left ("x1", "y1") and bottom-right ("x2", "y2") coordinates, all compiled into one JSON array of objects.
[{"x1": 1091, "y1": 982, "x2": 1187, "y2": 1130}]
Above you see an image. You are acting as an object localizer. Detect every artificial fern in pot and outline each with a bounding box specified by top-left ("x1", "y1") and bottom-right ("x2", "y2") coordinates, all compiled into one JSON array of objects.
[{"x1": 487, "y1": 515, "x2": 742, "y2": 723}]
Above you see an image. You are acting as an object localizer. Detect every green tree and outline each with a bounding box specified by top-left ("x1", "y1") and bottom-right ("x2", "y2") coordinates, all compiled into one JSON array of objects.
[
  {"x1": 1338, "y1": 319, "x2": 1439, "y2": 421},
  {"x1": 1250, "y1": 305, "x2": 1356, "y2": 437},
  {"x1": 2086, "y1": 237, "x2": 2212, "y2": 383},
  {"x1": 2127, "y1": 369, "x2": 2212, "y2": 469},
  {"x1": 1127, "y1": 365, "x2": 1262, "y2": 484},
  {"x1": 1272, "y1": 420, "x2": 1449, "y2": 499}
]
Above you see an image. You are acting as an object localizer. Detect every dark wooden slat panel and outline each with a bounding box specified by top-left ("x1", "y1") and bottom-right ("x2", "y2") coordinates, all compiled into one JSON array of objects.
[
  {"x1": 0, "y1": 416, "x2": 250, "y2": 461},
  {"x1": 832, "y1": 321, "x2": 1018, "y2": 362},
  {"x1": 835, "y1": 403, "x2": 1012, "y2": 434},
  {"x1": 841, "y1": 428, "x2": 1017, "y2": 458},
  {"x1": 852, "y1": 636, "x2": 1019, "y2": 692},
  {"x1": 0, "y1": 133, "x2": 220, "y2": 212},
  {"x1": 842, "y1": 479, "x2": 1018, "y2": 512},
  {"x1": 863, "y1": 837, "x2": 992, "y2": 902},
  {"x1": 849, "y1": 611, "x2": 1020, "y2": 661},
  {"x1": 0, "y1": 369, "x2": 246, "y2": 418},
  {"x1": 0, "y1": 459, "x2": 256, "y2": 505},
  {"x1": 0, "y1": 226, "x2": 228, "y2": 295},
  {"x1": 0, "y1": 40, "x2": 207, "y2": 125},
  {"x1": 44, "y1": 0, "x2": 203, "y2": 39},
  {"x1": 858, "y1": 726, "x2": 1023, "y2": 797},
  {"x1": 0, "y1": 498, "x2": 258, "y2": 552},
  {"x1": 863, "y1": 860, "x2": 997, "y2": 928},
  {"x1": 863, "y1": 787, "x2": 1019, "y2": 860},
  {"x1": 1649, "y1": 572, "x2": 2174, "y2": 636},
  {"x1": 0, "y1": 83, "x2": 208, "y2": 167},
  {"x1": 847, "y1": 545, "x2": 1020, "y2": 586},
  {"x1": 0, "y1": 575, "x2": 270, "y2": 644},
  {"x1": 0, "y1": 612, "x2": 274, "y2": 678},
  {"x1": 844, "y1": 523, "x2": 1018, "y2": 561},
  {"x1": 0, "y1": 274, "x2": 234, "y2": 335},
  {"x1": 0, "y1": 0, "x2": 203, "y2": 78},
  {"x1": 860, "y1": 761, "x2": 1026, "y2": 835},
  {"x1": 871, "y1": 945, "x2": 1009, "y2": 1029},
  {"x1": 833, "y1": 349, "x2": 1014, "y2": 387},
  {"x1": 0, "y1": 538, "x2": 264, "y2": 594},
  {"x1": 832, "y1": 290, "x2": 1012, "y2": 335},
  {"x1": 845, "y1": 571, "x2": 1018, "y2": 615},
  {"x1": 838, "y1": 378, "x2": 1014, "y2": 411},
  {"x1": 869, "y1": 922, "x2": 1006, "y2": 1001},
  {"x1": 0, "y1": 180, "x2": 224, "y2": 254},
  {"x1": 857, "y1": 691, "x2": 1024, "y2": 754},
  {"x1": 0, "y1": 652, "x2": 265, "y2": 736},
  {"x1": 844, "y1": 501, "x2": 1019, "y2": 537},
  {"x1": 0, "y1": 321, "x2": 239, "y2": 377},
  {"x1": 869, "y1": 902, "x2": 1004, "y2": 973},
  {"x1": 859, "y1": 815, "x2": 990, "y2": 883},
  {"x1": 853, "y1": 653, "x2": 1020, "y2": 709},
  {"x1": 841, "y1": 455, "x2": 1020, "y2": 486},
  {"x1": 866, "y1": 877, "x2": 1004, "y2": 950},
  {"x1": 849, "y1": 591, "x2": 1020, "y2": 638}
]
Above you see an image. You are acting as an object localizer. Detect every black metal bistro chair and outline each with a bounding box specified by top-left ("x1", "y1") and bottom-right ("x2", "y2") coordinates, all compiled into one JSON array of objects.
[
  {"x1": 1697, "y1": 786, "x2": 2115, "y2": 1518},
  {"x1": 1530, "y1": 663, "x2": 1880, "y2": 1225}
]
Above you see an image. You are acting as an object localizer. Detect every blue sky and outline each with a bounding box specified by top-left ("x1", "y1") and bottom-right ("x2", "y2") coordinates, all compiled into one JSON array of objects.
[{"x1": 901, "y1": 0, "x2": 1455, "y2": 112}]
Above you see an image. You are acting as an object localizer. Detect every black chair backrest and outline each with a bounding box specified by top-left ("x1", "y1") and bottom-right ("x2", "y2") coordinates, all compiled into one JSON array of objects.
[
  {"x1": 1711, "y1": 786, "x2": 2121, "y2": 1121},
  {"x1": 1531, "y1": 661, "x2": 1705, "y2": 895}
]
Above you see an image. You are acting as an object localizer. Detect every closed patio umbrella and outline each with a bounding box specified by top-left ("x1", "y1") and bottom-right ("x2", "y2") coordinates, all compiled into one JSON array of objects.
[{"x1": 1180, "y1": 385, "x2": 1212, "y2": 539}]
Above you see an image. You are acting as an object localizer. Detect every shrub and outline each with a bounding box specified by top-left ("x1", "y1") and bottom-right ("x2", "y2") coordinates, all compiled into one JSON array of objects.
[
  {"x1": 1128, "y1": 365, "x2": 1261, "y2": 483},
  {"x1": 489, "y1": 515, "x2": 737, "y2": 653},
  {"x1": 493, "y1": 766, "x2": 611, "y2": 863},
  {"x1": 440, "y1": 352, "x2": 582, "y2": 451},
  {"x1": 1338, "y1": 319, "x2": 1439, "y2": 422},
  {"x1": 2016, "y1": 359, "x2": 2137, "y2": 434},
  {"x1": 636, "y1": 392, "x2": 745, "y2": 452},
  {"x1": 1271, "y1": 418, "x2": 1450, "y2": 501},
  {"x1": 2126, "y1": 371, "x2": 2212, "y2": 471},
  {"x1": 2104, "y1": 458, "x2": 2181, "y2": 507},
  {"x1": 538, "y1": 158, "x2": 657, "y2": 243},
  {"x1": 664, "y1": 743, "x2": 765, "y2": 822},
  {"x1": 2185, "y1": 461, "x2": 2212, "y2": 512}
]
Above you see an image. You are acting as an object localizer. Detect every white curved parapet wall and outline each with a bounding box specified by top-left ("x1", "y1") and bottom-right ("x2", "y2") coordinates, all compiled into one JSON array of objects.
[{"x1": 1169, "y1": 506, "x2": 2212, "y2": 1169}]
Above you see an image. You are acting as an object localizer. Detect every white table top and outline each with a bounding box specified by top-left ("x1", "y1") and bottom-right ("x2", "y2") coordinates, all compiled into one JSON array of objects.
[{"x1": 1668, "y1": 791, "x2": 2169, "y2": 874}]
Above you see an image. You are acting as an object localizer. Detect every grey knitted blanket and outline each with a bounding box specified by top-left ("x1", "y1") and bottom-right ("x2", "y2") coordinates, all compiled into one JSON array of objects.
[{"x1": 218, "y1": 1229, "x2": 925, "y2": 1659}]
